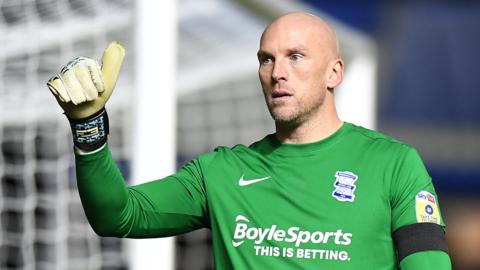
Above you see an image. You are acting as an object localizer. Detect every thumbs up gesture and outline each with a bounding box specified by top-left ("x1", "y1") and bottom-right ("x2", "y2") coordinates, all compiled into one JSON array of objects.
[{"x1": 47, "y1": 42, "x2": 125, "y2": 119}]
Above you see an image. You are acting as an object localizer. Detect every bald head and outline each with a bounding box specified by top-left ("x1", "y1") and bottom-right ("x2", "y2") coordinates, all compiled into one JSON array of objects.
[
  {"x1": 257, "y1": 12, "x2": 345, "y2": 130},
  {"x1": 261, "y1": 12, "x2": 340, "y2": 58}
]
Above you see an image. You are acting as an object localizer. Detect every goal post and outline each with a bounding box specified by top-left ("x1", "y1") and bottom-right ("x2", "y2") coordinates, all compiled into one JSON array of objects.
[{"x1": 130, "y1": 0, "x2": 177, "y2": 270}]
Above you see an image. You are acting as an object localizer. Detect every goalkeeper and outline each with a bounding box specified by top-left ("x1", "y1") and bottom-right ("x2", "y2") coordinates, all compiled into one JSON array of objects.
[{"x1": 47, "y1": 12, "x2": 451, "y2": 269}]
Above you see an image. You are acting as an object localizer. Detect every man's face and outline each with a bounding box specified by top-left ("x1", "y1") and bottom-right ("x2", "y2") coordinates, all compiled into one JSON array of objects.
[{"x1": 258, "y1": 18, "x2": 335, "y2": 125}]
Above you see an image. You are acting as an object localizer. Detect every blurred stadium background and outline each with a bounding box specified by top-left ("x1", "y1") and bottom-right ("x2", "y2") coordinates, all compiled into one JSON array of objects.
[{"x1": 0, "y1": 0, "x2": 478, "y2": 269}]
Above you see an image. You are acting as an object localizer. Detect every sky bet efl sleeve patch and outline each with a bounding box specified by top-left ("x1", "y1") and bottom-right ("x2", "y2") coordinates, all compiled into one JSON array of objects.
[{"x1": 415, "y1": 191, "x2": 440, "y2": 224}]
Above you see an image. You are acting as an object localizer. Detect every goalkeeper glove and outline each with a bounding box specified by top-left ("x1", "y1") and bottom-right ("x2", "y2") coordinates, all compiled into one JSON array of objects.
[{"x1": 47, "y1": 42, "x2": 125, "y2": 151}]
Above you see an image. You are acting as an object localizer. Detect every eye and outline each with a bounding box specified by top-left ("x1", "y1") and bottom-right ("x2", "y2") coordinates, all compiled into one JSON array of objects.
[
  {"x1": 260, "y1": 57, "x2": 273, "y2": 65},
  {"x1": 290, "y1": 53, "x2": 303, "y2": 61}
]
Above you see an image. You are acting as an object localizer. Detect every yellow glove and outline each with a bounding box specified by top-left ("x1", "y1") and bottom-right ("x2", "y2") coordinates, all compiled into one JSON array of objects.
[{"x1": 47, "y1": 42, "x2": 125, "y2": 119}]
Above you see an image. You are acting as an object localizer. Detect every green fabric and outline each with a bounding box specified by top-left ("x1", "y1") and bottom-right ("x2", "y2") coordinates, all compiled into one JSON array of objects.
[
  {"x1": 75, "y1": 122, "x2": 448, "y2": 269},
  {"x1": 400, "y1": 250, "x2": 451, "y2": 269}
]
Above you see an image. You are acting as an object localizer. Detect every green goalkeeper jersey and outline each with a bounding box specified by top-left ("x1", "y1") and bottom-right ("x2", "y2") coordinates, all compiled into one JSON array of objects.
[{"x1": 75, "y1": 122, "x2": 445, "y2": 269}]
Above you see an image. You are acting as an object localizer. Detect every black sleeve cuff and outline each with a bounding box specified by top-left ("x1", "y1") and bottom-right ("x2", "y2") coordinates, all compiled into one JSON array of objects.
[
  {"x1": 67, "y1": 108, "x2": 109, "y2": 152},
  {"x1": 393, "y1": 223, "x2": 449, "y2": 263}
]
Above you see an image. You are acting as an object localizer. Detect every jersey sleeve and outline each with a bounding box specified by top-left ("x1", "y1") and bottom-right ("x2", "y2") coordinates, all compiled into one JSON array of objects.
[
  {"x1": 75, "y1": 143, "x2": 215, "y2": 238},
  {"x1": 400, "y1": 250, "x2": 451, "y2": 270},
  {"x1": 390, "y1": 146, "x2": 445, "y2": 232}
]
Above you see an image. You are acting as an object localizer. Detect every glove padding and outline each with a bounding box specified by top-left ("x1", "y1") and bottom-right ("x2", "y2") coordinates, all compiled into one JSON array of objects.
[{"x1": 47, "y1": 42, "x2": 125, "y2": 119}]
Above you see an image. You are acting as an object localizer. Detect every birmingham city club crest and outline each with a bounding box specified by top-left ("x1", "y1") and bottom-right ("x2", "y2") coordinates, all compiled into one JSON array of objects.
[{"x1": 332, "y1": 171, "x2": 358, "y2": 202}]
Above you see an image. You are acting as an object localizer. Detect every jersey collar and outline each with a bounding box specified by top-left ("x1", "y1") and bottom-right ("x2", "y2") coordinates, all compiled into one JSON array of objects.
[{"x1": 258, "y1": 122, "x2": 353, "y2": 157}]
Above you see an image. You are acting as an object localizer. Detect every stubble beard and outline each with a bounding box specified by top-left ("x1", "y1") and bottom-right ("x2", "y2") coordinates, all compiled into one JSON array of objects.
[{"x1": 267, "y1": 94, "x2": 325, "y2": 127}]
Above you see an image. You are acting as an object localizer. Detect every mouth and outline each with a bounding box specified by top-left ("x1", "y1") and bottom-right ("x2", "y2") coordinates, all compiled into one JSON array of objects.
[{"x1": 271, "y1": 89, "x2": 293, "y2": 103}]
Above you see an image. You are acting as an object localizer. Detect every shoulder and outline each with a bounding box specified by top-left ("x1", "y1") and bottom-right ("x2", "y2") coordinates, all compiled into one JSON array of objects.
[
  {"x1": 210, "y1": 135, "x2": 269, "y2": 158},
  {"x1": 345, "y1": 122, "x2": 416, "y2": 156},
  {"x1": 347, "y1": 122, "x2": 403, "y2": 145},
  {"x1": 194, "y1": 136, "x2": 267, "y2": 165},
  {"x1": 179, "y1": 140, "x2": 264, "y2": 179},
  {"x1": 343, "y1": 123, "x2": 426, "y2": 170}
]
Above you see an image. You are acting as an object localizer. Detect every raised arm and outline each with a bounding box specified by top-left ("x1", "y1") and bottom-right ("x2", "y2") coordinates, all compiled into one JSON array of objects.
[
  {"x1": 74, "y1": 144, "x2": 209, "y2": 238},
  {"x1": 47, "y1": 43, "x2": 208, "y2": 238}
]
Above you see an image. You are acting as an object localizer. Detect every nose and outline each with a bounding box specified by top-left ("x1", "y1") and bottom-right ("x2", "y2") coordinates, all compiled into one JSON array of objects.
[{"x1": 272, "y1": 59, "x2": 287, "y2": 82}]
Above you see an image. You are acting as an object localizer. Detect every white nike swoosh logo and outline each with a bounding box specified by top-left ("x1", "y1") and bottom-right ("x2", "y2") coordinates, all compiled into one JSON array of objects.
[
  {"x1": 232, "y1": 240, "x2": 244, "y2": 247},
  {"x1": 238, "y1": 175, "x2": 271, "y2": 186}
]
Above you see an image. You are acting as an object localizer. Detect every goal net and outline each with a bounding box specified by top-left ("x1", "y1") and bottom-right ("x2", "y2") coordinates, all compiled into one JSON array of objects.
[{"x1": 0, "y1": 0, "x2": 134, "y2": 269}]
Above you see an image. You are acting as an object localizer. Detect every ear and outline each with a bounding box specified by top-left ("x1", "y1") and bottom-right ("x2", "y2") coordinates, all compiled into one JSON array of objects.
[{"x1": 326, "y1": 59, "x2": 344, "y2": 90}]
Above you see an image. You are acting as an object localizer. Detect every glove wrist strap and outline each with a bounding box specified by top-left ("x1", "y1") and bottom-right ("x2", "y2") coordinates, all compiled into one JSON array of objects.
[{"x1": 67, "y1": 108, "x2": 109, "y2": 152}]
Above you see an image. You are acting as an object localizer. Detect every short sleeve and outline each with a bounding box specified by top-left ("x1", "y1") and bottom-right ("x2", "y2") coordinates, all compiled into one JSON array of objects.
[{"x1": 390, "y1": 147, "x2": 445, "y2": 232}]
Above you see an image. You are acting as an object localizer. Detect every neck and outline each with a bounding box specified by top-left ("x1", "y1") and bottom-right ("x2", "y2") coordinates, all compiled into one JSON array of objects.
[{"x1": 275, "y1": 99, "x2": 343, "y2": 144}]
